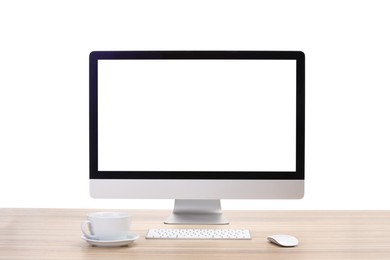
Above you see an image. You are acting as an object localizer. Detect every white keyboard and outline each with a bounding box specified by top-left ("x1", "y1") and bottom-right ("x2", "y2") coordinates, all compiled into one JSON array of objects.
[{"x1": 146, "y1": 228, "x2": 251, "y2": 240}]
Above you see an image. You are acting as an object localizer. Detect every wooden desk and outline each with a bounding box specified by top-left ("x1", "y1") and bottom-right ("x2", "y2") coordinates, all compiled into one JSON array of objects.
[{"x1": 1, "y1": 209, "x2": 389, "y2": 259}]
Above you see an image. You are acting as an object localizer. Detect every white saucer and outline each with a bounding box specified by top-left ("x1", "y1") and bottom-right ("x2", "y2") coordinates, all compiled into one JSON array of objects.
[{"x1": 81, "y1": 233, "x2": 140, "y2": 247}]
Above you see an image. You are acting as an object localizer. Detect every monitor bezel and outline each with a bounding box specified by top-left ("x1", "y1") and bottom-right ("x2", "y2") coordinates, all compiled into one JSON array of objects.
[{"x1": 89, "y1": 51, "x2": 305, "y2": 180}]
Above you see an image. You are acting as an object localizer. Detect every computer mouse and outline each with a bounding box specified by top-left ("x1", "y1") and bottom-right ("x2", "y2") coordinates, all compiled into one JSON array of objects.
[{"x1": 267, "y1": 234, "x2": 299, "y2": 247}]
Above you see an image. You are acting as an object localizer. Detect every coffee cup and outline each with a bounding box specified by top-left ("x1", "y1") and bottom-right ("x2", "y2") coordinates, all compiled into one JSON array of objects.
[{"x1": 81, "y1": 212, "x2": 131, "y2": 240}]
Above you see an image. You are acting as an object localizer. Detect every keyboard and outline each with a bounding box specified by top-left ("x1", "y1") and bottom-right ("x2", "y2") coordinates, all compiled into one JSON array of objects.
[{"x1": 146, "y1": 228, "x2": 251, "y2": 240}]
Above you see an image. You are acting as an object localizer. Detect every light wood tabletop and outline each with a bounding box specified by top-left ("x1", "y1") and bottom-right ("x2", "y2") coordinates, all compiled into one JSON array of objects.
[{"x1": 1, "y1": 208, "x2": 389, "y2": 259}]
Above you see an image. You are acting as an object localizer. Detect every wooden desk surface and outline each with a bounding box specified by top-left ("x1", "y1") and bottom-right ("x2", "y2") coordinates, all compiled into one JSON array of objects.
[{"x1": 1, "y1": 209, "x2": 389, "y2": 259}]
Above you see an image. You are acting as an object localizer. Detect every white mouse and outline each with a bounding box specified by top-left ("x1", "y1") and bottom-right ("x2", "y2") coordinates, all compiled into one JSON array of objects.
[{"x1": 267, "y1": 234, "x2": 299, "y2": 247}]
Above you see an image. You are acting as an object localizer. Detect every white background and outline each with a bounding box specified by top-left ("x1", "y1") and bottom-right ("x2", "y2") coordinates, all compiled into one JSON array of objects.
[{"x1": 0, "y1": 0, "x2": 389, "y2": 210}]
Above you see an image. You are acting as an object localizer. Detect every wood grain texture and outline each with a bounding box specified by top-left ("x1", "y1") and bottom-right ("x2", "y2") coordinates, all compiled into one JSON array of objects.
[{"x1": 1, "y1": 209, "x2": 389, "y2": 259}]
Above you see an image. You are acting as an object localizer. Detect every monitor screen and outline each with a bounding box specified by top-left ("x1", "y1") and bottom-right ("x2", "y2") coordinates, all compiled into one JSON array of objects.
[{"x1": 98, "y1": 59, "x2": 296, "y2": 173}]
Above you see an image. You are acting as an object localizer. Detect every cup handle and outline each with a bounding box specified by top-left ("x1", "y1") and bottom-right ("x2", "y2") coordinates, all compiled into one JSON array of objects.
[{"x1": 81, "y1": 220, "x2": 97, "y2": 240}]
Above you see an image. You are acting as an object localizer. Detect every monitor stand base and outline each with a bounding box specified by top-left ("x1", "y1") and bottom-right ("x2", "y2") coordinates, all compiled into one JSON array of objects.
[{"x1": 164, "y1": 199, "x2": 229, "y2": 225}]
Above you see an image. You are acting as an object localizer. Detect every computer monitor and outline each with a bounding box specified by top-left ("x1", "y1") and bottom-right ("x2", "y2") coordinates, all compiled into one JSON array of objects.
[{"x1": 89, "y1": 51, "x2": 305, "y2": 225}]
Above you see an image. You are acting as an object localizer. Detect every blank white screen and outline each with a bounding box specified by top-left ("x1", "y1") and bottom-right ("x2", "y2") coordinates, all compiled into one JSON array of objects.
[{"x1": 98, "y1": 60, "x2": 296, "y2": 171}]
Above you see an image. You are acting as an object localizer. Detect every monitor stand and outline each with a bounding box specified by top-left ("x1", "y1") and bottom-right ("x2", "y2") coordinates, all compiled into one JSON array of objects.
[{"x1": 164, "y1": 199, "x2": 229, "y2": 225}]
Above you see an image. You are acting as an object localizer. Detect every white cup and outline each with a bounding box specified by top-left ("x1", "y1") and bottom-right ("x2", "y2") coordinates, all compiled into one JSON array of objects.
[{"x1": 81, "y1": 212, "x2": 131, "y2": 241}]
